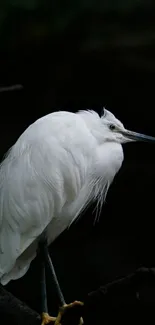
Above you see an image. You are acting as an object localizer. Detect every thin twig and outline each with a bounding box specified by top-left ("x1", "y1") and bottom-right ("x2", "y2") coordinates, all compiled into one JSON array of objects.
[{"x1": 0, "y1": 84, "x2": 23, "y2": 92}]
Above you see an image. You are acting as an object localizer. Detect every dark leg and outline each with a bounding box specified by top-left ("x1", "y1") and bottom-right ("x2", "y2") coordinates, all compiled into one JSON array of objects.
[
  {"x1": 38, "y1": 235, "x2": 56, "y2": 325},
  {"x1": 43, "y1": 244, "x2": 66, "y2": 306},
  {"x1": 38, "y1": 232, "x2": 84, "y2": 325},
  {"x1": 41, "y1": 258, "x2": 48, "y2": 313}
]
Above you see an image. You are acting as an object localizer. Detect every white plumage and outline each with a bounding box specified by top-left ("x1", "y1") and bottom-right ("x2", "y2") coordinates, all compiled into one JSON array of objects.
[{"x1": 0, "y1": 108, "x2": 150, "y2": 285}]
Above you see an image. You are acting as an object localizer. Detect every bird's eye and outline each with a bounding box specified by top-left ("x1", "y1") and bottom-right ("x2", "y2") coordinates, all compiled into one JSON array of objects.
[{"x1": 109, "y1": 124, "x2": 116, "y2": 131}]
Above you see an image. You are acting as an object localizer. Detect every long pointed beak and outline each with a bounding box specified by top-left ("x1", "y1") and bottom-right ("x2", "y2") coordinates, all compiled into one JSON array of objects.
[{"x1": 121, "y1": 129, "x2": 155, "y2": 143}]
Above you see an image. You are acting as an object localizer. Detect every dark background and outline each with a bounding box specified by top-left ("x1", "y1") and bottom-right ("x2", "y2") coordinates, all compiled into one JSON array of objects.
[{"x1": 0, "y1": 1, "x2": 155, "y2": 324}]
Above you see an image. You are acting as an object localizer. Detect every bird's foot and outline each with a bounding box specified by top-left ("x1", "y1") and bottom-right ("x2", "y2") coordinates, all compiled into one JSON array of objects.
[
  {"x1": 54, "y1": 301, "x2": 84, "y2": 325},
  {"x1": 41, "y1": 301, "x2": 84, "y2": 325},
  {"x1": 41, "y1": 312, "x2": 56, "y2": 325}
]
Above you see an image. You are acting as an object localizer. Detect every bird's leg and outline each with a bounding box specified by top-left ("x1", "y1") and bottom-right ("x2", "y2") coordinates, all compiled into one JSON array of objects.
[
  {"x1": 43, "y1": 239, "x2": 84, "y2": 325},
  {"x1": 38, "y1": 235, "x2": 56, "y2": 325}
]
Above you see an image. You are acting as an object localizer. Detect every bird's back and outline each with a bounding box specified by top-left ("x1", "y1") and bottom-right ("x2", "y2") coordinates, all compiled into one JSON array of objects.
[{"x1": 0, "y1": 110, "x2": 123, "y2": 284}]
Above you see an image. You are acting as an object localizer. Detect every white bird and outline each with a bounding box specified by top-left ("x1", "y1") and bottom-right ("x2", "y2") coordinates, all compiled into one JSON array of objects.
[{"x1": 0, "y1": 108, "x2": 155, "y2": 324}]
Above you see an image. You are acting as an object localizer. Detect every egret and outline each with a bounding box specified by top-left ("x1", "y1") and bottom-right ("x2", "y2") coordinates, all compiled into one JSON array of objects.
[{"x1": 0, "y1": 108, "x2": 155, "y2": 324}]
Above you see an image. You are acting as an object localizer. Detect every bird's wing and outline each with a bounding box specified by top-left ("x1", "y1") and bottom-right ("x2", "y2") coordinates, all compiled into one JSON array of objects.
[
  {"x1": 0, "y1": 140, "x2": 70, "y2": 276},
  {"x1": 0, "y1": 112, "x2": 96, "y2": 277}
]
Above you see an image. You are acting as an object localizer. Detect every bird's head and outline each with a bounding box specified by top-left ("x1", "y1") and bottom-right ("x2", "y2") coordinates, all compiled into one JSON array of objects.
[{"x1": 101, "y1": 108, "x2": 155, "y2": 144}]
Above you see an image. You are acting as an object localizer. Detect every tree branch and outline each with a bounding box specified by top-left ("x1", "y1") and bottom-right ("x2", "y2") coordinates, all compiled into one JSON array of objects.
[
  {"x1": 0, "y1": 284, "x2": 41, "y2": 325},
  {"x1": 88, "y1": 267, "x2": 155, "y2": 301},
  {"x1": 0, "y1": 267, "x2": 155, "y2": 325}
]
